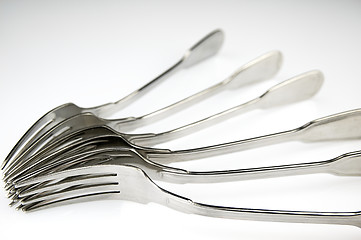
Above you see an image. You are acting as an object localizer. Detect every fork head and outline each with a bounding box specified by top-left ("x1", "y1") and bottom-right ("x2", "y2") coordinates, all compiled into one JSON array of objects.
[
  {"x1": 12, "y1": 164, "x2": 157, "y2": 212},
  {"x1": 2, "y1": 113, "x2": 112, "y2": 176},
  {"x1": 2, "y1": 103, "x2": 86, "y2": 171},
  {"x1": 3, "y1": 126, "x2": 132, "y2": 185}
]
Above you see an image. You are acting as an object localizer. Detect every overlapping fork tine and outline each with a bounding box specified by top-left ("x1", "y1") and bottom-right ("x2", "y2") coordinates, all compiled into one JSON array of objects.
[
  {"x1": 11, "y1": 165, "x2": 120, "y2": 211},
  {"x1": 2, "y1": 114, "x2": 114, "y2": 177},
  {"x1": 1, "y1": 29, "x2": 225, "y2": 171},
  {"x1": 2, "y1": 50, "x2": 283, "y2": 176},
  {"x1": 4, "y1": 127, "x2": 125, "y2": 184}
]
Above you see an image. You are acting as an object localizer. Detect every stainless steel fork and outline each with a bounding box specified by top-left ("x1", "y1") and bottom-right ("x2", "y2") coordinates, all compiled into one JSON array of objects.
[
  {"x1": 6, "y1": 108, "x2": 361, "y2": 190},
  {"x1": 12, "y1": 161, "x2": 361, "y2": 227},
  {"x1": 3, "y1": 29, "x2": 360, "y2": 229}
]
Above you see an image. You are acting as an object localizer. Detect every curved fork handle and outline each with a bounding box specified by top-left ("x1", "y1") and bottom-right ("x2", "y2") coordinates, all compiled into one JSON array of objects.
[
  {"x1": 124, "y1": 165, "x2": 359, "y2": 228},
  {"x1": 163, "y1": 194, "x2": 361, "y2": 228},
  {"x1": 129, "y1": 165, "x2": 361, "y2": 228}
]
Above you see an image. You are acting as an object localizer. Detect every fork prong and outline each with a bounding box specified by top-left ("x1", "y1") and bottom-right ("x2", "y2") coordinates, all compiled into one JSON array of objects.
[
  {"x1": 2, "y1": 103, "x2": 82, "y2": 171},
  {"x1": 2, "y1": 124, "x2": 104, "y2": 177},
  {"x1": 19, "y1": 183, "x2": 119, "y2": 208},
  {"x1": 4, "y1": 140, "x2": 85, "y2": 184},
  {"x1": 18, "y1": 174, "x2": 117, "y2": 198},
  {"x1": 3, "y1": 133, "x2": 111, "y2": 183},
  {"x1": 5, "y1": 114, "x2": 108, "y2": 174},
  {"x1": 7, "y1": 141, "x2": 103, "y2": 184},
  {"x1": 3, "y1": 134, "x2": 84, "y2": 180},
  {"x1": 3, "y1": 126, "x2": 121, "y2": 181},
  {"x1": 21, "y1": 191, "x2": 120, "y2": 212},
  {"x1": 14, "y1": 165, "x2": 117, "y2": 188}
]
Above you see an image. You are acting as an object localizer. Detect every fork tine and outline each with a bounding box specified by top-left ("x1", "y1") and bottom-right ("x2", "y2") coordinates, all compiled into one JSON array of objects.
[
  {"x1": 20, "y1": 191, "x2": 120, "y2": 212},
  {"x1": 14, "y1": 165, "x2": 117, "y2": 188},
  {"x1": 3, "y1": 134, "x2": 84, "y2": 179},
  {"x1": 18, "y1": 174, "x2": 117, "y2": 198},
  {"x1": 4, "y1": 113, "x2": 109, "y2": 175},
  {"x1": 19, "y1": 182, "x2": 119, "y2": 206},
  {"x1": 3, "y1": 125, "x2": 126, "y2": 180},
  {"x1": 4, "y1": 138, "x2": 94, "y2": 183},
  {"x1": 7, "y1": 141, "x2": 106, "y2": 184},
  {"x1": 4, "y1": 113, "x2": 104, "y2": 173},
  {"x1": 2, "y1": 104, "x2": 82, "y2": 170},
  {"x1": 3, "y1": 127, "x2": 118, "y2": 182},
  {"x1": 6, "y1": 137, "x2": 127, "y2": 186}
]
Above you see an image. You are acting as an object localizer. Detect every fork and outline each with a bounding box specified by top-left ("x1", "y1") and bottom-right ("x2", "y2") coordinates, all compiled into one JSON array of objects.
[
  {"x1": 5, "y1": 108, "x2": 361, "y2": 188},
  {"x1": 11, "y1": 161, "x2": 361, "y2": 228},
  {"x1": 2, "y1": 29, "x2": 226, "y2": 170},
  {"x1": 2, "y1": 70, "x2": 322, "y2": 182},
  {"x1": 11, "y1": 143, "x2": 361, "y2": 195}
]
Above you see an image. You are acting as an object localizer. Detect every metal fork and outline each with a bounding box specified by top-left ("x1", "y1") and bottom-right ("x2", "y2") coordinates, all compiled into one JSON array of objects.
[
  {"x1": 3, "y1": 70, "x2": 323, "y2": 183},
  {"x1": 11, "y1": 146, "x2": 361, "y2": 196},
  {"x1": 2, "y1": 29, "x2": 226, "y2": 170},
  {"x1": 2, "y1": 50, "x2": 282, "y2": 174},
  {"x1": 6, "y1": 108, "x2": 361, "y2": 188},
  {"x1": 11, "y1": 160, "x2": 361, "y2": 227}
]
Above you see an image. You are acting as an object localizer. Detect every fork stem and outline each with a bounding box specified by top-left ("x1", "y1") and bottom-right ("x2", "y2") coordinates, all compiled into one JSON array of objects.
[
  {"x1": 113, "y1": 81, "x2": 229, "y2": 132},
  {"x1": 128, "y1": 97, "x2": 259, "y2": 146},
  {"x1": 159, "y1": 191, "x2": 361, "y2": 227},
  {"x1": 91, "y1": 59, "x2": 184, "y2": 117},
  {"x1": 158, "y1": 159, "x2": 333, "y2": 184},
  {"x1": 148, "y1": 128, "x2": 298, "y2": 163}
]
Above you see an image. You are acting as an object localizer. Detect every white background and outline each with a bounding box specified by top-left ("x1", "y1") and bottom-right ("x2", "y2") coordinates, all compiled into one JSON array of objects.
[{"x1": 0, "y1": 0, "x2": 361, "y2": 239}]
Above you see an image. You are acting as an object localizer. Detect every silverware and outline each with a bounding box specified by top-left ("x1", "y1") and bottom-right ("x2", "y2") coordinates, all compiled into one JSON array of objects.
[
  {"x1": 6, "y1": 109, "x2": 361, "y2": 229},
  {"x1": 3, "y1": 70, "x2": 322, "y2": 184},
  {"x1": 5, "y1": 108, "x2": 361, "y2": 187},
  {"x1": 12, "y1": 154, "x2": 361, "y2": 227},
  {"x1": 2, "y1": 29, "x2": 360, "y2": 229}
]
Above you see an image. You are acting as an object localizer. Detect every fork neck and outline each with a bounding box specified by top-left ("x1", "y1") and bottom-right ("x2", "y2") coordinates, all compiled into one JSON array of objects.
[
  {"x1": 89, "y1": 59, "x2": 184, "y2": 118},
  {"x1": 147, "y1": 128, "x2": 299, "y2": 163},
  {"x1": 156, "y1": 191, "x2": 361, "y2": 228}
]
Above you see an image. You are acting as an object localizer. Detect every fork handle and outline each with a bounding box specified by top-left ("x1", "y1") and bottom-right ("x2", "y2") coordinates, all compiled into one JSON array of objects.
[
  {"x1": 160, "y1": 192, "x2": 361, "y2": 228},
  {"x1": 91, "y1": 59, "x2": 184, "y2": 117},
  {"x1": 147, "y1": 128, "x2": 297, "y2": 163}
]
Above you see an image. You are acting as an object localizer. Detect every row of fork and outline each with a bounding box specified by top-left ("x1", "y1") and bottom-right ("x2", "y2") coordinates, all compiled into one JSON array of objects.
[{"x1": 2, "y1": 29, "x2": 360, "y2": 228}]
